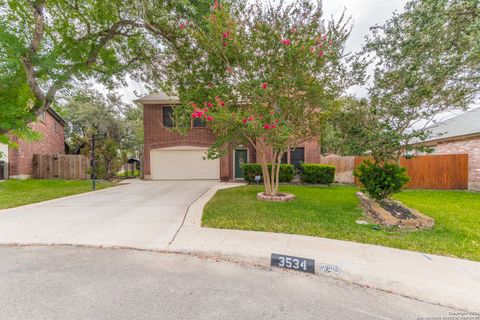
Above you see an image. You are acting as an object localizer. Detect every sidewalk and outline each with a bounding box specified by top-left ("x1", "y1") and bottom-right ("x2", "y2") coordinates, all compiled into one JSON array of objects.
[{"x1": 168, "y1": 183, "x2": 480, "y2": 311}]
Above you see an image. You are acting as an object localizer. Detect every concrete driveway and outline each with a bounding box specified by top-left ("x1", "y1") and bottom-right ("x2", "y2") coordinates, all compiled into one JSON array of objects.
[{"x1": 0, "y1": 180, "x2": 216, "y2": 249}]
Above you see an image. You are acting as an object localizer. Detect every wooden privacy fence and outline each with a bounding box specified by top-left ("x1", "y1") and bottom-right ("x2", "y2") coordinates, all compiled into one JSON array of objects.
[
  {"x1": 316, "y1": 154, "x2": 468, "y2": 190},
  {"x1": 33, "y1": 154, "x2": 89, "y2": 180},
  {"x1": 353, "y1": 154, "x2": 469, "y2": 190},
  {"x1": 319, "y1": 155, "x2": 355, "y2": 184}
]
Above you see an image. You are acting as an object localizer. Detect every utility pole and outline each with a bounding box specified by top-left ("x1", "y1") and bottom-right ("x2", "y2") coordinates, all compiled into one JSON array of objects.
[{"x1": 90, "y1": 132, "x2": 106, "y2": 191}]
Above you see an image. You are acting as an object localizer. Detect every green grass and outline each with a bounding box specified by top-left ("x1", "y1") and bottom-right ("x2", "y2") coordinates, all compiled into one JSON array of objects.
[
  {"x1": 0, "y1": 179, "x2": 116, "y2": 209},
  {"x1": 116, "y1": 170, "x2": 140, "y2": 178},
  {"x1": 203, "y1": 185, "x2": 480, "y2": 261}
]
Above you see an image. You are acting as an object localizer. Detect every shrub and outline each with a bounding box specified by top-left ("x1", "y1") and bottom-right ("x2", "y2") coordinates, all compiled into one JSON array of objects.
[
  {"x1": 242, "y1": 163, "x2": 295, "y2": 183},
  {"x1": 300, "y1": 164, "x2": 335, "y2": 184},
  {"x1": 354, "y1": 160, "x2": 410, "y2": 201}
]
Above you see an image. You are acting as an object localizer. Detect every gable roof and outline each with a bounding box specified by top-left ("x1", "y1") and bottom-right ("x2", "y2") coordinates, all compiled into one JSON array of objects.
[
  {"x1": 423, "y1": 107, "x2": 480, "y2": 143},
  {"x1": 46, "y1": 108, "x2": 66, "y2": 126},
  {"x1": 134, "y1": 92, "x2": 180, "y2": 105}
]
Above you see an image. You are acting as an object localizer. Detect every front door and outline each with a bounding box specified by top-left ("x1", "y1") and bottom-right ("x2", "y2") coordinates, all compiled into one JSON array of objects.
[{"x1": 234, "y1": 149, "x2": 248, "y2": 179}]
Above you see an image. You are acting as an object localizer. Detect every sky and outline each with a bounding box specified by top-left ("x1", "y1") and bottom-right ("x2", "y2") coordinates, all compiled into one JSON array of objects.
[{"x1": 115, "y1": 0, "x2": 473, "y2": 123}]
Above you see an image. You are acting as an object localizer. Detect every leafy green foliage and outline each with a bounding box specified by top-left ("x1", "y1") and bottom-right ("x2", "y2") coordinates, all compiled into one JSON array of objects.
[
  {"x1": 0, "y1": 0, "x2": 186, "y2": 143},
  {"x1": 354, "y1": 160, "x2": 410, "y2": 200},
  {"x1": 161, "y1": 0, "x2": 359, "y2": 195},
  {"x1": 320, "y1": 97, "x2": 372, "y2": 156},
  {"x1": 241, "y1": 163, "x2": 294, "y2": 183},
  {"x1": 59, "y1": 89, "x2": 143, "y2": 180},
  {"x1": 300, "y1": 164, "x2": 335, "y2": 184},
  {"x1": 362, "y1": 0, "x2": 480, "y2": 162}
]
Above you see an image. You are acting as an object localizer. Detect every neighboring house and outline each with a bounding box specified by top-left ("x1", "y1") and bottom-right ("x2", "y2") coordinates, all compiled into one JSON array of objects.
[
  {"x1": 413, "y1": 107, "x2": 480, "y2": 191},
  {"x1": 6, "y1": 108, "x2": 66, "y2": 179},
  {"x1": 137, "y1": 92, "x2": 320, "y2": 181}
]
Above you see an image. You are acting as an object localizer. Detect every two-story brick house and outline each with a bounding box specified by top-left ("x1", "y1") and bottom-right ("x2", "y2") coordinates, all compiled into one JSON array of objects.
[
  {"x1": 4, "y1": 108, "x2": 66, "y2": 179},
  {"x1": 138, "y1": 92, "x2": 320, "y2": 181}
]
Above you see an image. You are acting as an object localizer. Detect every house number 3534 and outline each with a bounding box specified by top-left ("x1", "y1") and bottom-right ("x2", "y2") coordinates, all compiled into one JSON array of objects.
[{"x1": 271, "y1": 253, "x2": 315, "y2": 274}]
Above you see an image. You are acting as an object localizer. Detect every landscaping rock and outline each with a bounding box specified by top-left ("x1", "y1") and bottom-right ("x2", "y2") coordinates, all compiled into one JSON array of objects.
[{"x1": 356, "y1": 192, "x2": 434, "y2": 230}]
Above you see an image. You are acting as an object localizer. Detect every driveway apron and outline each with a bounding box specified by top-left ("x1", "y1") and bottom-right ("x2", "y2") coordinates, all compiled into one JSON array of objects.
[{"x1": 0, "y1": 180, "x2": 216, "y2": 249}]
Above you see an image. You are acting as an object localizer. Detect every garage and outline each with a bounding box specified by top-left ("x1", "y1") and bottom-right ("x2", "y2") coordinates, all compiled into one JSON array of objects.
[{"x1": 150, "y1": 146, "x2": 220, "y2": 180}]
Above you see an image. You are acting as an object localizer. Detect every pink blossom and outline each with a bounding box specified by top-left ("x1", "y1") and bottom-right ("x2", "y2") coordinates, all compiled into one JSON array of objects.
[
  {"x1": 263, "y1": 124, "x2": 271, "y2": 129},
  {"x1": 220, "y1": 101, "x2": 225, "y2": 107},
  {"x1": 191, "y1": 113, "x2": 197, "y2": 119},
  {"x1": 223, "y1": 42, "x2": 228, "y2": 47},
  {"x1": 242, "y1": 118, "x2": 248, "y2": 124},
  {"x1": 271, "y1": 124, "x2": 277, "y2": 129},
  {"x1": 274, "y1": 119, "x2": 279, "y2": 123},
  {"x1": 270, "y1": 111, "x2": 275, "y2": 115},
  {"x1": 206, "y1": 116, "x2": 214, "y2": 121},
  {"x1": 248, "y1": 116, "x2": 255, "y2": 121},
  {"x1": 281, "y1": 39, "x2": 291, "y2": 45},
  {"x1": 319, "y1": 50, "x2": 324, "y2": 57},
  {"x1": 191, "y1": 103, "x2": 197, "y2": 107},
  {"x1": 196, "y1": 112, "x2": 203, "y2": 118},
  {"x1": 179, "y1": 23, "x2": 186, "y2": 29},
  {"x1": 259, "y1": 115, "x2": 263, "y2": 119},
  {"x1": 207, "y1": 102, "x2": 213, "y2": 108},
  {"x1": 222, "y1": 32, "x2": 230, "y2": 39},
  {"x1": 261, "y1": 82, "x2": 268, "y2": 90},
  {"x1": 310, "y1": 46, "x2": 315, "y2": 53}
]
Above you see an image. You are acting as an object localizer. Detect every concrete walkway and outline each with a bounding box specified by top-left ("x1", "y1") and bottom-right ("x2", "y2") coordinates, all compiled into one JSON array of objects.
[
  {"x1": 169, "y1": 184, "x2": 480, "y2": 312},
  {"x1": 0, "y1": 180, "x2": 215, "y2": 249}
]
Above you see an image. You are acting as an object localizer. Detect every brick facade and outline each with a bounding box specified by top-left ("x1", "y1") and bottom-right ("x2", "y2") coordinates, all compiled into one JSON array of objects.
[
  {"x1": 8, "y1": 110, "x2": 65, "y2": 179},
  {"x1": 432, "y1": 136, "x2": 480, "y2": 191},
  {"x1": 143, "y1": 103, "x2": 321, "y2": 181}
]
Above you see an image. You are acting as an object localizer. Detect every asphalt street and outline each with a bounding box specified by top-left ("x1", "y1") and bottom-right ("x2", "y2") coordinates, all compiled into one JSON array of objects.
[{"x1": 0, "y1": 246, "x2": 456, "y2": 320}]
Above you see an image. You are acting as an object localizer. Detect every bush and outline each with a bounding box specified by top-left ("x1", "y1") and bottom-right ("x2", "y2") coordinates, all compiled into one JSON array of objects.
[
  {"x1": 242, "y1": 163, "x2": 295, "y2": 183},
  {"x1": 354, "y1": 160, "x2": 410, "y2": 201},
  {"x1": 300, "y1": 164, "x2": 335, "y2": 184}
]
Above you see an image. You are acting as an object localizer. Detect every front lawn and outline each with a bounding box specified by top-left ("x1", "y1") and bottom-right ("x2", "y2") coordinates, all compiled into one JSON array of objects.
[
  {"x1": 0, "y1": 179, "x2": 116, "y2": 209},
  {"x1": 203, "y1": 185, "x2": 480, "y2": 261}
]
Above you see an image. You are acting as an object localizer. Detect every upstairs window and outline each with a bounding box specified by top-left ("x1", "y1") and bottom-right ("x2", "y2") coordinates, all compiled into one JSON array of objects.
[
  {"x1": 193, "y1": 117, "x2": 206, "y2": 128},
  {"x1": 162, "y1": 106, "x2": 174, "y2": 128}
]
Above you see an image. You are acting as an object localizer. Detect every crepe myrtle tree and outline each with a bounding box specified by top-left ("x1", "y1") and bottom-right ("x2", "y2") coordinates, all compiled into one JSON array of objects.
[{"x1": 162, "y1": 0, "x2": 358, "y2": 196}]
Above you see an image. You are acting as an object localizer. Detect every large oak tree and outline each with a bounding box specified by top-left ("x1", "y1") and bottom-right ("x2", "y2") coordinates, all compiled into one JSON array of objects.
[{"x1": 0, "y1": 0, "x2": 199, "y2": 144}]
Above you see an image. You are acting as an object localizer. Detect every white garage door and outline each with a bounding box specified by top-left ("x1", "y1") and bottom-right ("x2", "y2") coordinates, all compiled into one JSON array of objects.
[{"x1": 150, "y1": 146, "x2": 220, "y2": 180}]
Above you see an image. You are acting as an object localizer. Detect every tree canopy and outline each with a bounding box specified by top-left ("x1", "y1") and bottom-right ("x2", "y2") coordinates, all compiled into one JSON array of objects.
[
  {"x1": 363, "y1": 0, "x2": 480, "y2": 161},
  {"x1": 0, "y1": 0, "x2": 196, "y2": 142},
  {"x1": 159, "y1": 0, "x2": 360, "y2": 195},
  {"x1": 59, "y1": 89, "x2": 143, "y2": 179}
]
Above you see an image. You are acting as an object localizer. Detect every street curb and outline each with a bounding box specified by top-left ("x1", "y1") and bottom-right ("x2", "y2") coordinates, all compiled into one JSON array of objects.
[{"x1": 0, "y1": 242, "x2": 453, "y2": 311}]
